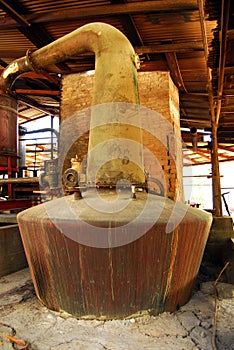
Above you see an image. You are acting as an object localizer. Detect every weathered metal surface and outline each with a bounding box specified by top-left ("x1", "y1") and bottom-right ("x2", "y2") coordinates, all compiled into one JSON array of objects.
[
  {"x1": 0, "y1": 94, "x2": 18, "y2": 170},
  {"x1": 0, "y1": 224, "x2": 28, "y2": 277},
  {"x1": 17, "y1": 192, "x2": 212, "y2": 319}
]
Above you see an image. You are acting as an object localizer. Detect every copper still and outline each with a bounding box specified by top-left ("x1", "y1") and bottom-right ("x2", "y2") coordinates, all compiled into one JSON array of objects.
[{"x1": 0, "y1": 22, "x2": 212, "y2": 319}]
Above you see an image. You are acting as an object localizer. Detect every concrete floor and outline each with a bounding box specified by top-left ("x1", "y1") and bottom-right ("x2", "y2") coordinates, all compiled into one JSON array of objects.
[{"x1": 0, "y1": 268, "x2": 234, "y2": 350}]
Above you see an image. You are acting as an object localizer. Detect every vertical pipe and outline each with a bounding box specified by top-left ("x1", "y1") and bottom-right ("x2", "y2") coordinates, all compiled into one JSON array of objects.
[
  {"x1": 7, "y1": 156, "x2": 13, "y2": 198},
  {"x1": 50, "y1": 115, "x2": 54, "y2": 160}
]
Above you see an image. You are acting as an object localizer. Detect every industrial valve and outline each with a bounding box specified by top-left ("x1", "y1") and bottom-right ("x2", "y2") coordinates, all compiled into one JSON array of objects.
[
  {"x1": 63, "y1": 155, "x2": 84, "y2": 199},
  {"x1": 39, "y1": 158, "x2": 60, "y2": 198}
]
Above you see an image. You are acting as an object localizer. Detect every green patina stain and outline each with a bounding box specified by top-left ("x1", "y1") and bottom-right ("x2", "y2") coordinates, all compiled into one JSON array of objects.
[
  {"x1": 132, "y1": 66, "x2": 140, "y2": 105},
  {"x1": 98, "y1": 39, "x2": 102, "y2": 57}
]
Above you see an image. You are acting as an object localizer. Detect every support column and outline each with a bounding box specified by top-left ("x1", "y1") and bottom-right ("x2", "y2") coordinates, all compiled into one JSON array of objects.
[{"x1": 211, "y1": 118, "x2": 222, "y2": 216}]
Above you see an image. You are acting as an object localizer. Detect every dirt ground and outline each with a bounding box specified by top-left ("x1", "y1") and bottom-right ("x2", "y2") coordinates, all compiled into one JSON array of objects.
[{"x1": 0, "y1": 268, "x2": 234, "y2": 350}]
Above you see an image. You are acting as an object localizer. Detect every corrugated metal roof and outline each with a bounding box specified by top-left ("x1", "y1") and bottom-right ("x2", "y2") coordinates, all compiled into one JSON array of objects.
[{"x1": 21, "y1": 0, "x2": 111, "y2": 13}]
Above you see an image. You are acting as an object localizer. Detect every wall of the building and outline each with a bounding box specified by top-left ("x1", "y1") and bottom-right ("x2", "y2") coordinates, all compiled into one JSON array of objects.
[{"x1": 60, "y1": 71, "x2": 184, "y2": 201}]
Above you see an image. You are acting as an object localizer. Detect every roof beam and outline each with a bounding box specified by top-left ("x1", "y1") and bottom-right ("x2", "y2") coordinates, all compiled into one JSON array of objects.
[
  {"x1": 180, "y1": 117, "x2": 210, "y2": 123},
  {"x1": 0, "y1": 0, "x2": 30, "y2": 27},
  {"x1": 15, "y1": 89, "x2": 60, "y2": 96},
  {"x1": 0, "y1": 41, "x2": 203, "y2": 60},
  {"x1": 19, "y1": 72, "x2": 60, "y2": 86},
  {"x1": 0, "y1": 50, "x2": 29, "y2": 58},
  {"x1": 118, "y1": 15, "x2": 144, "y2": 46},
  {"x1": 165, "y1": 52, "x2": 187, "y2": 92},
  {"x1": 227, "y1": 29, "x2": 234, "y2": 41},
  {"x1": 17, "y1": 95, "x2": 59, "y2": 116},
  {"x1": 26, "y1": 1, "x2": 198, "y2": 23},
  {"x1": 218, "y1": 137, "x2": 234, "y2": 143},
  {"x1": 0, "y1": 58, "x2": 8, "y2": 68},
  {"x1": 0, "y1": 1, "x2": 198, "y2": 28},
  {"x1": 221, "y1": 104, "x2": 234, "y2": 113},
  {"x1": 135, "y1": 41, "x2": 204, "y2": 54},
  {"x1": 0, "y1": 0, "x2": 70, "y2": 72},
  {"x1": 224, "y1": 66, "x2": 234, "y2": 75},
  {"x1": 223, "y1": 88, "x2": 234, "y2": 95},
  {"x1": 219, "y1": 117, "x2": 234, "y2": 123},
  {"x1": 187, "y1": 149, "x2": 211, "y2": 161},
  {"x1": 109, "y1": 0, "x2": 145, "y2": 52}
]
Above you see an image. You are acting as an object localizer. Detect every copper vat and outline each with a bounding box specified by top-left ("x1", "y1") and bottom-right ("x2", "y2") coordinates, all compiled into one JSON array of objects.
[{"x1": 17, "y1": 192, "x2": 212, "y2": 319}]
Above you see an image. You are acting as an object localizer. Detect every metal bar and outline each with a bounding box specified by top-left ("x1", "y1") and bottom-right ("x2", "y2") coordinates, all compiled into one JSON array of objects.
[
  {"x1": 7, "y1": 156, "x2": 13, "y2": 199},
  {"x1": 51, "y1": 116, "x2": 54, "y2": 160},
  {"x1": 0, "y1": 199, "x2": 32, "y2": 210},
  {"x1": 25, "y1": 128, "x2": 59, "y2": 139},
  {"x1": 0, "y1": 177, "x2": 39, "y2": 184}
]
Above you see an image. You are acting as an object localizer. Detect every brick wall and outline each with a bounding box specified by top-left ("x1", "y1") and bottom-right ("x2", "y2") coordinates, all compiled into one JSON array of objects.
[
  {"x1": 60, "y1": 73, "x2": 93, "y2": 175},
  {"x1": 60, "y1": 71, "x2": 184, "y2": 201},
  {"x1": 139, "y1": 71, "x2": 184, "y2": 201}
]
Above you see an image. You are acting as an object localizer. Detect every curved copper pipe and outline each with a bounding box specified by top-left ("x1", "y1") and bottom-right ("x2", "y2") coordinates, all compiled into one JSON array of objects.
[
  {"x1": 0, "y1": 22, "x2": 144, "y2": 185},
  {"x1": 0, "y1": 56, "x2": 32, "y2": 93},
  {"x1": 0, "y1": 22, "x2": 140, "y2": 104}
]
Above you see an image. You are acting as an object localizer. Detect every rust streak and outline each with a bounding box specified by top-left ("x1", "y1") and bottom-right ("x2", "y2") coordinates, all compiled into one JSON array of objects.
[
  {"x1": 163, "y1": 228, "x2": 179, "y2": 303},
  {"x1": 78, "y1": 244, "x2": 86, "y2": 312},
  {"x1": 108, "y1": 222, "x2": 115, "y2": 302}
]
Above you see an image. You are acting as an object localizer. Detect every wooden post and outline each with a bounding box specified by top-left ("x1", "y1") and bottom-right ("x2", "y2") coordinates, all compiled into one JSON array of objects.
[
  {"x1": 210, "y1": 0, "x2": 230, "y2": 217},
  {"x1": 211, "y1": 118, "x2": 222, "y2": 216}
]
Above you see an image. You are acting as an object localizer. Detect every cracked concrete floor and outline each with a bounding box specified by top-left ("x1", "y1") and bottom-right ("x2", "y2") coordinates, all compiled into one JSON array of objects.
[{"x1": 0, "y1": 268, "x2": 234, "y2": 350}]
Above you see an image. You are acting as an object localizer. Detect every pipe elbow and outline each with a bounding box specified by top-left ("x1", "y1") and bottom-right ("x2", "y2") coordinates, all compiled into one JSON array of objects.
[
  {"x1": 0, "y1": 22, "x2": 138, "y2": 97},
  {"x1": 0, "y1": 55, "x2": 32, "y2": 94}
]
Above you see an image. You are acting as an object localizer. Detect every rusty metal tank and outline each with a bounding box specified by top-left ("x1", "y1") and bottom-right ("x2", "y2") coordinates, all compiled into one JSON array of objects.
[
  {"x1": 17, "y1": 191, "x2": 212, "y2": 319},
  {"x1": 0, "y1": 94, "x2": 18, "y2": 171}
]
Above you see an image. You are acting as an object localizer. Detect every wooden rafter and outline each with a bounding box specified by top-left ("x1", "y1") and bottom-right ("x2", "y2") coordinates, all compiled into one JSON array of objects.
[
  {"x1": 15, "y1": 89, "x2": 60, "y2": 96},
  {"x1": 0, "y1": 1, "x2": 198, "y2": 29},
  {"x1": 0, "y1": 40, "x2": 203, "y2": 61},
  {"x1": 110, "y1": 0, "x2": 144, "y2": 46},
  {"x1": 0, "y1": 58, "x2": 8, "y2": 67},
  {"x1": 135, "y1": 41, "x2": 204, "y2": 54},
  {"x1": 165, "y1": 52, "x2": 187, "y2": 92},
  {"x1": 0, "y1": 0, "x2": 70, "y2": 72}
]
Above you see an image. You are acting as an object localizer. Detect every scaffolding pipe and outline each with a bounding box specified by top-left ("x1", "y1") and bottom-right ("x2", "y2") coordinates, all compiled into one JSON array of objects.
[
  {"x1": 24, "y1": 128, "x2": 59, "y2": 139},
  {"x1": 0, "y1": 177, "x2": 39, "y2": 184}
]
